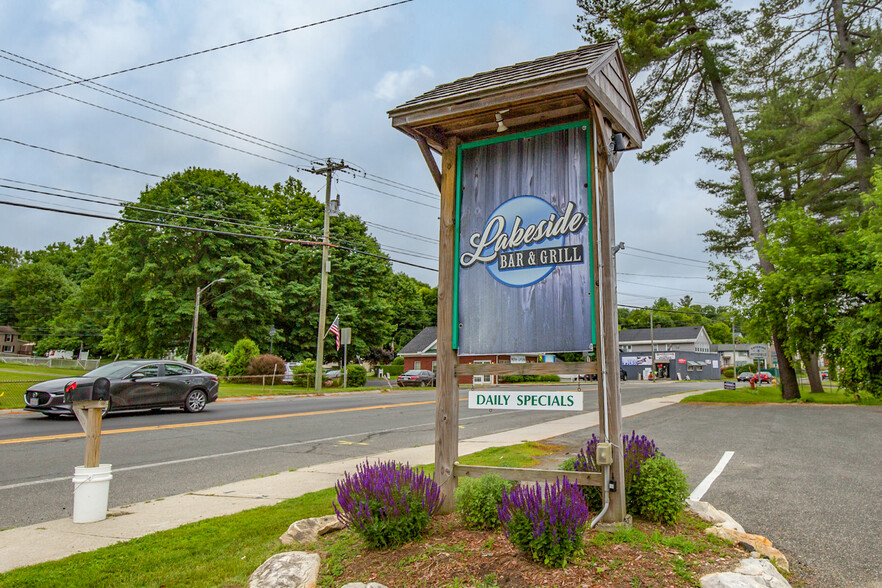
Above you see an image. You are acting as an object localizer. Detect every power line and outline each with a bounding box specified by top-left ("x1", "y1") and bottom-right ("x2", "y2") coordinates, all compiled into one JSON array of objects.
[
  {"x1": 0, "y1": 71, "x2": 309, "y2": 172},
  {"x1": 0, "y1": 50, "x2": 437, "y2": 201},
  {"x1": 619, "y1": 251, "x2": 709, "y2": 269},
  {"x1": 618, "y1": 279, "x2": 715, "y2": 295},
  {"x1": 626, "y1": 246, "x2": 712, "y2": 265},
  {"x1": 0, "y1": 198, "x2": 438, "y2": 272},
  {"x1": 0, "y1": 1, "x2": 415, "y2": 103}
]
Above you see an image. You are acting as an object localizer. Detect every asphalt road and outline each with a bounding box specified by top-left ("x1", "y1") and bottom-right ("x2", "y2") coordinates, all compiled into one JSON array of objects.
[
  {"x1": 0, "y1": 380, "x2": 714, "y2": 530},
  {"x1": 551, "y1": 402, "x2": 882, "y2": 588}
]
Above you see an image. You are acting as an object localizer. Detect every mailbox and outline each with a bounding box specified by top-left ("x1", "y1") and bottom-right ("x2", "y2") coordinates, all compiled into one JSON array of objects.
[{"x1": 64, "y1": 378, "x2": 111, "y2": 403}]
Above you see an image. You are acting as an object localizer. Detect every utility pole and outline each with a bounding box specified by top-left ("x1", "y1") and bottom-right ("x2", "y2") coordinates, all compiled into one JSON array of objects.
[
  {"x1": 732, "y1": 319, "x2": 736, "y2": 378},
  {"x1": 309, "y1": 159, "x2": 352, "y2": 393},
  {"x1": 650, "y1": 309, "x2": 655, "y2": 380}
]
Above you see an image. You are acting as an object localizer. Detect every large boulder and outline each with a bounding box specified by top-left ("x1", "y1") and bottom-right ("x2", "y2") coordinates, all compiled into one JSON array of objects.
[
  {"x1": 249, "y1": 551, "x2": 320, "y2": 588},
  {"x1": 279, "y1": 515, "x2": 345, "y2": 545},
  {"x1": 687, "y1": 499, "x2": 745, "y2": 533},
  {"x1": 700, "y1": 558, "x2": 791, "y2": 587},
  {"x1": 706, "y1": 527, "x2": 789, "y2": 573}
]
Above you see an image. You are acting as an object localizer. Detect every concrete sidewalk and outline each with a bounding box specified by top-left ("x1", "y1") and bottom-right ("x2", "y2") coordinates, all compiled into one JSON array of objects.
[{"x1": 0, "y1": 391, "x2": 698, "y2": 573}]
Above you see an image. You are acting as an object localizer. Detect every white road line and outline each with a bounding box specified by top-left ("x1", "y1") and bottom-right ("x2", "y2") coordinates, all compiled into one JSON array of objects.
[
  {"x1": 0, "y1": 411, "x2": 519, "y2": 491},
  {"x1": 689, "y1": 451, "x2": 735, "y2": 501}
]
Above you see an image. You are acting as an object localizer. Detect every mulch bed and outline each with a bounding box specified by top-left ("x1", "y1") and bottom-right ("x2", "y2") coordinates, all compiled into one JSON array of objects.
[{"x1": 313, "y1": 512, "x2": 754, "y2": 587}]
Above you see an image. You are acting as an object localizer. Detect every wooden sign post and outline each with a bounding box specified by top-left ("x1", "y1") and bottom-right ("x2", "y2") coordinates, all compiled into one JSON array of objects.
[
  {"x1": 390, "y1": 42, "x2": 645, "y2": 521},
  {"x1": 71, "y1": 400, "x2": 108, "y2": 467}
]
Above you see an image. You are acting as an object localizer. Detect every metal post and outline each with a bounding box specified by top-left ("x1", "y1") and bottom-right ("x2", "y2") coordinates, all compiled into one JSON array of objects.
[
  {"x1": 190, "y1": 286, "x2": 201, "y2": 365},
  {"x1": 650, "y1": 309, "x2": 655, "y2": 379},
  {"x1": 343, "y1": 341, "x2": 348, "y2": 388}
]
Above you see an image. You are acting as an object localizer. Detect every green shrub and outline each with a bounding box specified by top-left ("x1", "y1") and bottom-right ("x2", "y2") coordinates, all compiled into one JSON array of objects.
[
  {"x1": 630, "y1": 455, "x2": 689, "y2": 524},
  {"x1": 377, "y1": 364, "x2": 404, "y2": 378},
  {"x1": 572, "y1": 432, "x2": 660, "y2": 510},
  {"x1": 498, "y1": 479, "x2": 591, "y2": 567},
  {"x1": 455, "y1": 474, "x2": 515, "y2": 530},
  {"x1": 392, "y1": 356, "x2": 404, "y2": 365},
  {"x1": 246, "y1": 354, "x2": 286, "y2": 383},
  {"x1": 499, "y1": 375, "x2": 560, "y2": 384},
  {"x1": 294, "y1": 359, "x2": 316, "y2": 375},
  {"x1": 196, "y1": 351, "x2": 227, "y2": 376},
  {"x1": 721, "y1": 367, "x2": 734, "y2": 378},
  {"x1": 344, "y1": 364, "x2": 367, "y2": 387},
  {"x1": 334, "y1": 460, "x2": 441, "y2": 549},
  {"x1": 226, "y1": 338, "x2": 259, "y2": 376}
]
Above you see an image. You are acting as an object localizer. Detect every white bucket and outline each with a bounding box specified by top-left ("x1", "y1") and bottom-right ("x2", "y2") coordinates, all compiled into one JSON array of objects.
[{"x1": 72, "y1": 464, "x2": 113, "y2": 523}]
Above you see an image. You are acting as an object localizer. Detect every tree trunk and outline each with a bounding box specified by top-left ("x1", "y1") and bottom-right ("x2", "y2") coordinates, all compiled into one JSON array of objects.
[
  {"x1": 707, "y1": 68, "x2": 801, "y2": 400},
  {"x1": 831, "y1": 0, "x2": 872, "y2": 193},
  {"x1": 805, "y1": 352, "x2": 824, "y2": 394}
]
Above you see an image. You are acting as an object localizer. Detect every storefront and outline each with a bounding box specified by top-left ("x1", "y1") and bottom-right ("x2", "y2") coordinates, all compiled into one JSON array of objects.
[{"x1": 620, "y1": 350, "x2": 721, "y2": 380}]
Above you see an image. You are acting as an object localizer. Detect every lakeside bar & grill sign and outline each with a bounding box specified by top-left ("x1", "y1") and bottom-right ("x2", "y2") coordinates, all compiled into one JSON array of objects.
[{"x1": 454, "y1": 122, "x2": 595, "y2": 357}]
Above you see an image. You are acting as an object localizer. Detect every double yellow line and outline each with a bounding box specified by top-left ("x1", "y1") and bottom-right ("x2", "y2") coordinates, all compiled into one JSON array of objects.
[{"x1": 1, "y1": 398, "x2": 444, "y2": 445}]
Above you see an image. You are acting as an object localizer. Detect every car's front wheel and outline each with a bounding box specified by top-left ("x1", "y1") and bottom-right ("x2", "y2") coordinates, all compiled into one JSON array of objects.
[{"x1": 184, "y1": 389, "x2": 207, "y2": 413}]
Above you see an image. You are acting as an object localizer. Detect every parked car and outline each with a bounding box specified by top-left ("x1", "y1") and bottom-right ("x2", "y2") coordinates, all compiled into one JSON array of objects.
[
  {"x1": 23, "y1": 360, "x2": 219, "y2": 417},
  {"x1": 757, "y1": 371, "x2": 773, "y2": 383},
  {"x1": 324, "y1": 370, "x2": 343, "y2": 380},
  {"x1": 578, "y1": 369, "x2": 627, "y2": 381},
  {"x1": 397, "y1": 369, "x2": 435, "y2": 387},
  {"x1": 736, "y1": 371, "x2": 754, "y2": 382}
]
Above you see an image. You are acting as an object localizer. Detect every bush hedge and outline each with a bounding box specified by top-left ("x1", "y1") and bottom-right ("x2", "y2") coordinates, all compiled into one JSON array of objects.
[
  {"x1": 196, "y1": 351, "x2": 227, "y2": 376},
  {"x1": 629, "y1": 455, "x2": 689, "y2": 524},
  {"x1": 455, "y1": 474, "x2": 515, "y2": 530},
  {"x1": 344, "y1": 364, "x2": 368, "y2": 387},
  {"x1": 226, "y1": 338, "x2": 259, "y2": 376},
  {"x1": 246, "y1": 354, "x2": 286, "y2": 384},
  {"x1": 334, "y1": 460, "x2": 441, "y2": 549},
  {"x1": 499, "y1": 374, "x2": 561, "y2": 384}
]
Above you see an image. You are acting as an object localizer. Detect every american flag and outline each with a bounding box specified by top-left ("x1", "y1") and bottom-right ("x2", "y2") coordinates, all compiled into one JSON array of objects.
[{"x1": 328, "y1": 315, "x2": 340, "y2": 350}]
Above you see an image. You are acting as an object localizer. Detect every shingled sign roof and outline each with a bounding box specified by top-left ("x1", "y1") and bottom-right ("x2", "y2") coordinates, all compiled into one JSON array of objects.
[
  {"x1": 395, "y1": 42, "x2": 616, "y2": 110},
  {"x1": 389, "y1": 41, "x2": 644, "y2": 151}
]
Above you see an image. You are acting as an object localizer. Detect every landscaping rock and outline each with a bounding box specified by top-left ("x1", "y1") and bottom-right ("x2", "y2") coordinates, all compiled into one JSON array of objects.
[
  {"x1": 706, "y1": 527, "x2": 789, "y2": 572},
  {"x1": 340, "y1": 583, "x2": 389, "y2": 588},
  {"x1": 687, "y1": 499, "x2": 745, "y2": 533},
  {"x1": 279, "y1": 515, "x2": 345, "y2": 545},
  {"x1": 249, "y1": 551, "x2": 320, "y2": 588},
  {"x1": 700, "y1": 558, "x2": 791, "y2": 587}
]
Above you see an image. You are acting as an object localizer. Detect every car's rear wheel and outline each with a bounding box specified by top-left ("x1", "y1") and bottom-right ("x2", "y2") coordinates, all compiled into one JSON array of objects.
[{"x1": 184, "y1": 389, "x2": 207, "y2": 413}]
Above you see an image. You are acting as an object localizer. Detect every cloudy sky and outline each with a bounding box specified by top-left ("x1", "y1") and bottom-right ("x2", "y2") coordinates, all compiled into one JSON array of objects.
[{"x1": 0, "y1": 0, "x2": 729, "y2": 309}]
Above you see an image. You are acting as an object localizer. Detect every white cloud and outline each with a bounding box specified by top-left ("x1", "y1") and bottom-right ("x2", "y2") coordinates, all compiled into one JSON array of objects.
[{"x1": 372, "y1": 65, "x2": 433, "y2": 101}]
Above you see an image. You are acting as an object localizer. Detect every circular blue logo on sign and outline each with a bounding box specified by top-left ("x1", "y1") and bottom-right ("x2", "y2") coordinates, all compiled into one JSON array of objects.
[{"x1": 459, "y1": 195, "x2": 587, "y2": 288}]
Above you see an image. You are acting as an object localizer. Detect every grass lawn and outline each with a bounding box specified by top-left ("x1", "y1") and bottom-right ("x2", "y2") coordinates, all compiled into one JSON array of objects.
[
  {"x1": 0, "y1": 365, "x2": 89, "y2": 410},
  {"x1": 682, "y1": 384, "x2": 882, "y2": 405},
  {"x1": 0, "y1": 442, "x2": 561, "y2": 588},
  {"x1": 217, "y1": 382, "x2": 389, "y2": 398}
]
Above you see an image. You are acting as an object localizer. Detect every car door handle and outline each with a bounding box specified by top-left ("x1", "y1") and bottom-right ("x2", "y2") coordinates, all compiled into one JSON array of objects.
[{"x1": 150, "y1": 383, "x2": 160, "y2": 387}]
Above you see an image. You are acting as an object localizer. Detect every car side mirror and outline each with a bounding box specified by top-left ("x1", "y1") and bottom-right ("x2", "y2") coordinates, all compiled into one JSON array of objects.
[{"x1": 130, "y1": 372, "x2": 145, "y2": 380}]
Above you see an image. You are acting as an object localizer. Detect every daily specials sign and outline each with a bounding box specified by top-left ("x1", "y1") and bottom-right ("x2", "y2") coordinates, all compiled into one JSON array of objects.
[
  {"x1": 468, "y1": 390, "x2": 584, "y2": 412},
  {"x1": 455, "y1": 121, "x2": 594, "y2": 354}
]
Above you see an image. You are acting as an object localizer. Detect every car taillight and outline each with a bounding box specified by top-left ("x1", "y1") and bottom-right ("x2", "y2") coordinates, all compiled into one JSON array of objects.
[{"x1": 209, "y1": 376, "x2": 218, "y2": 382}]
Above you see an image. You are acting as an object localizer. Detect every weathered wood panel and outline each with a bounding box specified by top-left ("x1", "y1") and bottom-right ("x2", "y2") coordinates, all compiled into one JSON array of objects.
[
  {"x1": 457, "y1": 125, "x2": 594, "y2": 354},
  {"x1": 455, "y1": 361, "x2": 597, "y2": 377},
  {"x1": 453, "y1": 463, "x2": 603, "y2": 487}
]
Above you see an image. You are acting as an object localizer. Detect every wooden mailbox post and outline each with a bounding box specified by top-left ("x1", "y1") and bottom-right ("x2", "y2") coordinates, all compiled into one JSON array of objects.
[{"x1": 389, "y1": 42, "x2": 645, "y2": 522}]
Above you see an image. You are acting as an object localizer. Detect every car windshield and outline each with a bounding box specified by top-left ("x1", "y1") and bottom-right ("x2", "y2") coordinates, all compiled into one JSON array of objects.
[
  {"x1": 84, "y1": 361, "x2": 145, "y2": 379},
  {"x1": 402, "y1": 370, "x2": 422, "y2": 376}
]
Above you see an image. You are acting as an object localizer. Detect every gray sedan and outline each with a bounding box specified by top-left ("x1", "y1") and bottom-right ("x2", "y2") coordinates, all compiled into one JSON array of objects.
[{"x1": 23, "y1": 360, "x2": 219, "y2": 417}]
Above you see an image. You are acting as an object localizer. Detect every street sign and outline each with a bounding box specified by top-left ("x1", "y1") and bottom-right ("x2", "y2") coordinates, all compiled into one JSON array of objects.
[
  {"x1": 340, "y1": 327, "x2": 351, "y2": 345},
  {"x1": 748, "y1": 344, "x2": 768, "y2": 360},
  {"x1": 468, "y1": 390, "x2": 583, "y2": 411}
]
